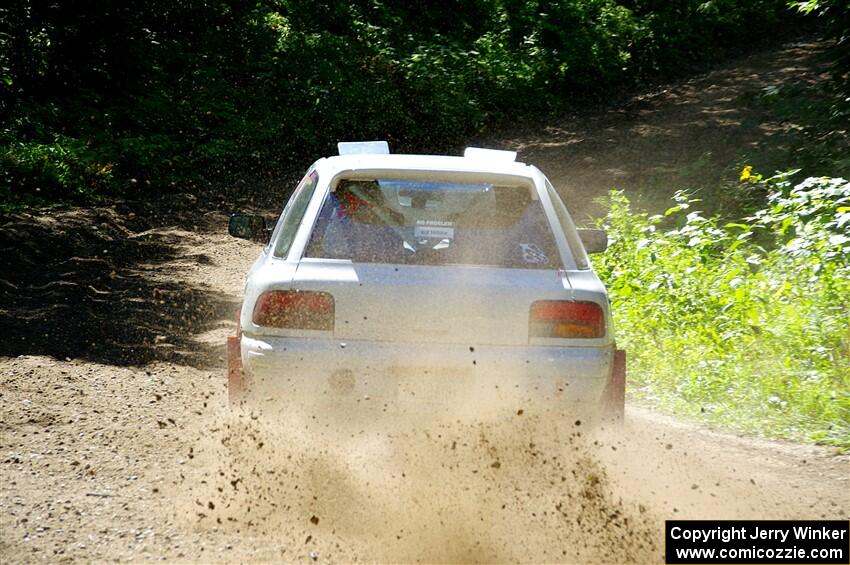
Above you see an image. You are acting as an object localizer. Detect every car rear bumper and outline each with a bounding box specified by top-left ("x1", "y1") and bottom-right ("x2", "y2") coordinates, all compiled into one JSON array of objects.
[{"x1": 235, "y1": 335, "x2": 615, "y2": 417}]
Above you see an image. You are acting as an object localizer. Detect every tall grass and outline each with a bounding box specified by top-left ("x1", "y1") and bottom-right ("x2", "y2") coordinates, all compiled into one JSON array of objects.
[{"x1": 596, "y1": 174, "x2": 850, "y2": 448}]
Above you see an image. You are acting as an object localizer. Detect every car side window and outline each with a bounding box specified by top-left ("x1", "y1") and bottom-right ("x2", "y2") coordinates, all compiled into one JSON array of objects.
[
  {"x1": 545, "y1": 180, "x2": 590, "y2": 270},
  {"x1": 272, "y1": 170, "x2": 319, "y2": 259}
]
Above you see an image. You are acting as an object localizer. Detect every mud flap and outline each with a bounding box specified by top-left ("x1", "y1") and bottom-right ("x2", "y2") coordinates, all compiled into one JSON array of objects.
[
  {"x1": 603, "y1": 349, "x2": 626, "y2": 422},
  {"x1": 227, "y1": 335, "x2": 243, "y2": 405}
]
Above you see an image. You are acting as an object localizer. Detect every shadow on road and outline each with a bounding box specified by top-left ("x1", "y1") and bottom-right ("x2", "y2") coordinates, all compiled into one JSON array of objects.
[{"x1": 0, "y1": 198, "x2": 238, "y2": 368}]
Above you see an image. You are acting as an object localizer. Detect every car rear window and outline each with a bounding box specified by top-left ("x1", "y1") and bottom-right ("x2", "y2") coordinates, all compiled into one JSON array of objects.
[{"x1": 304, "y1": 178, "x2": 561, "y2": 268}]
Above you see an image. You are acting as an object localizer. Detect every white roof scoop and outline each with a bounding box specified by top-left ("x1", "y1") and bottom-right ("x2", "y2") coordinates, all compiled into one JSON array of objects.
[
  {"x1": 338, "y1": 141, "x2": 390, "y2": 155},
  {"x1": 463, "y1": 147, "x2": 517, "y2": 161}
]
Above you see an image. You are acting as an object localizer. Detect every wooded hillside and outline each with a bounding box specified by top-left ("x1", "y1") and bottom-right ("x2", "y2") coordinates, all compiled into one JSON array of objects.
[{"x1": 1, "y1": 0, "x2": 808, "y2": 208}]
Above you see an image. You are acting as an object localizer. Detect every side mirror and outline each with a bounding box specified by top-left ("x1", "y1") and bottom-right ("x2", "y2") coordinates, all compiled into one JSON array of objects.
[
  {"x1": 229, "y1": 213, "x2": 269, "y2": 243},
  {"x1": 577, "y1": 228, "x2": 608, "y2": 254}
]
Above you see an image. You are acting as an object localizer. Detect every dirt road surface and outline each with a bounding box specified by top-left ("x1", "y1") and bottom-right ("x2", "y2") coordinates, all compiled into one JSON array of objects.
[{"x1": 1, "y1": 39, "x2": 848, "y2": 563}]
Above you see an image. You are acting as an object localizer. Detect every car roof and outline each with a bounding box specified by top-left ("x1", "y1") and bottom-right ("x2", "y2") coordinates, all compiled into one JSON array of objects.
[{"x1": 316, "y1": 153, "x2": 537, "y2": 179}]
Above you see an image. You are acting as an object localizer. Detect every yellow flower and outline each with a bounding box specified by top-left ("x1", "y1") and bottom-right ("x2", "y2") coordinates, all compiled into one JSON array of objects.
[{"x1": 739, "y1": 165, "x2": 753, "y2": 182}]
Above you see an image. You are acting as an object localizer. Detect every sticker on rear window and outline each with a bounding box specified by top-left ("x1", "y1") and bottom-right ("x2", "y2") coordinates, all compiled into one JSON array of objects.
[
  {"x1": 519, "y1": 243, "x2": 549, "y2": 264},
  {"x1": 415, "y1": 220, "x2": 454, "y2": 239}
]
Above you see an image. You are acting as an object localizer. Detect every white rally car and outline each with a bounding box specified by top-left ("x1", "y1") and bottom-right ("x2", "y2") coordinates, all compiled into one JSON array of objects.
[{"x1": 227, "y1": 142, "x2": 625, "y2": 421}]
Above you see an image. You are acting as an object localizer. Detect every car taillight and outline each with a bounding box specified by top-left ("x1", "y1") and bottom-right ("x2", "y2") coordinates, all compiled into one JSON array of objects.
[
  {"x1": 253, "y1": 290, "x2": 334, "y2": 331},
  {"x1": 529, "y1": 300, "x2": 604, "y2": 339}
]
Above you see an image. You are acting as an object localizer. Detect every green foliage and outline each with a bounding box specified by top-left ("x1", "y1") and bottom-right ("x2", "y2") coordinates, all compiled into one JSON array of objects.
[
  {"x1": 596, "y1": 175, "x2": 850, "y2": 447},
  {"x1": 0, "y1": 136, "x2": 114, "y2": 210},
  {"x1": 1, "y1": 0, "x2": 798, "y2": 207}
]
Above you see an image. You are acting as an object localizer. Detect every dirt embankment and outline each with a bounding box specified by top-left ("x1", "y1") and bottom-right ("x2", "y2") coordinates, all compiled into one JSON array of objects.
[{"x1": 1, "y1": 39, "x2": 848, "y2": 563}]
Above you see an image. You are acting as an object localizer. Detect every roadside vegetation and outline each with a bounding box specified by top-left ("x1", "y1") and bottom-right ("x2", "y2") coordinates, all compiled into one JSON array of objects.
[
  {"x1": 597, "y1": 173, "x2": 850, "y2": 448},
  {"x1": 594, "y1": 0, "x2": 850, "y2": 448}
]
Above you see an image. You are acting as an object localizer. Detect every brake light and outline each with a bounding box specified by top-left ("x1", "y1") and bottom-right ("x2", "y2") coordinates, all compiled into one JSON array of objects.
[
  {"x1": 253, "y1": 290, "x2": 334, "y2": 330},
  {"x1": 529, "y1": 300, "x2": 604, "y2": 338}
]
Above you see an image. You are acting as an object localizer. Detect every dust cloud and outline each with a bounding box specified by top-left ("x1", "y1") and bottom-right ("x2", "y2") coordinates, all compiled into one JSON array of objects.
[{"x1": 173, "y1": 394, "x2": 661, "y2": 564}]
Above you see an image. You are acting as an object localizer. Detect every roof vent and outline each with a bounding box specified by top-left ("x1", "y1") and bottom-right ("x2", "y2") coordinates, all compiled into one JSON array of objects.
[
  {"x1": 338, "y1": 141, "x2": 390, "y2": 155},
  {"x1": 463, "y1": 147, "x2": 517, "y2": 161}
]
